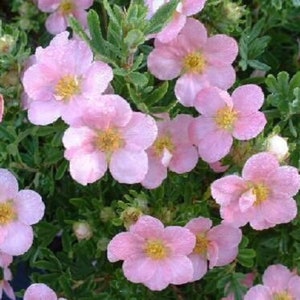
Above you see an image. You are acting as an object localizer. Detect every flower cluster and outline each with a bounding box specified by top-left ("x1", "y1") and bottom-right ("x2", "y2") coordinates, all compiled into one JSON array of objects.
[{"x1": 107, "y1": 215, "x2": 241, "y2": 291}]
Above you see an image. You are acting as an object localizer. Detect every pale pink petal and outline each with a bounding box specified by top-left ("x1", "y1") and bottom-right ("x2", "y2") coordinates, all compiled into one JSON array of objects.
[
  {"x1": 268, "y1": 166, "x2": 300, "y2": 197},
  {"x1": 0, "y1": 169, "x2": 19, "y2": 202},
  {"x1": 130, "y1": 215, "x2": 164, "y2": 239},
  {"x1": 263, "y1": 264, "x2": 293, "y2": 292},
  {"x1": 24, "y1": 283, "x2": 57, "y2": 300},
  {"x1": 220, "y1": 201, "x2": 250, "y2": 227},
  {"x1": 197, "y1": 130, "x2": 233, "y2": 163},
  {"x1": 69, "y1": 151, "x2": 108, "y2": 185},
  {"x1": 123, "y1": 256, "x2": 158, "y2": 284},
  {"x1": 211, "y1": 175, "x2": 246, "y2": 206},
  {"x1": 207, "y1": 240, "x2": 218, "y2": 268},
  {"x1": 175, "y1": 73, "x2": 209, "y2": 107},
  {"x1": 110, "y1": 150, "x2": 148, "y2": 184},
  {"x1": 141, "y1": 155, "x2": 167, "y2": 189},
  {"x1": 232, "y1": 112, "x2": 266, "y2": 140},
  {"x1": 261, "y1": 197, "x2": 297, "y2": 225},
  {"x1": 71, "y1": 9, "x2": 88, "y2": 28},
  {"x1": 209, "y1": 161, "x2": 229, "y2": 173},
  {"x1": 169, "y1": 145, "x2": 198, "y2": 173},
  {"x1": 0, "y1": 227, "x2": 9, "y2": 245},
  {"x1": 15, "y1": 190, "x2": 45, "y2": 225},
  {"x1": 166, "y1": 255, "x2": 194, "y2": 284},
  {"x1": 288, "y1": 276, "x2": 300, "y2": 297},
  {"x1": 244, "y1": 285, "x2": 272, "y2": 300},
  {"x1": 212, "y1": 245, "x2": 239, "y2": 267},
  {"x1": 232, "y1": 84, "x2": 264, "y2": 113},
  {"x1": 168, "y1": 114, "x2": 193, "y2": 144},
  {"x1": 203, "y1": 35, "x2": 238, "y2": 66},
  {"x1": 188, "y1": 253, "x2": 207, "y2": 281},
  {"x1": 0, "y1": 253, "x2": 13, "y2": 268},
  {"x1": 107, "y1": 232, "x2": 144, "y2": 262},
  {"x1": 242, "y1": 152, "x2": 279, "y2": 182},
  {"x1": 156, "y1": 13, "x2": 186, "y2": 43},
  {"x1": 189, "y1": 116, "x2": 218, "y2": 142},
  {"x1": 204, "y1": 65, "x2": 236, "y2": 90},
  {"x1": 181, "y1": 0, "x2": 206, "y2": 16},
  {"x1": 81, "y1": 61, "x2": 113, "y2": 98},
  {"x1": 38, "y1": 0, "x2": 60, "y2": 12},
  {"x1": 27, "y1": 100, "x2": 61, "y2": 125},
  {"x1": 121, "y1": 112, "x2": 157, "y2": 151},
  {"x1": 163, "y1": 226, "x2": 195, "y2": 254},
  {"x1": 45, "y1": 12, "x2": 68, "y2": 35},
  {"x1": 74, "y1": 0, "x2": 93, "y2": 9},
  {"x1": 3, "y1": 281, "x2": 15, "y2": 300},
  {"x1": 239, "y1": 189, "x2": 256, "y2": 212},
  {"x1": 0, "y1": 222, "x2": 33, "y2": 256},
  {"x1": 185, "y1": 217, "x2": 212, "y2": 234},
  {"x1": 147, "y1": 48, "x2": 182, "y2": 80},
  {"x1": 194, "y1": 87, "x2": 230, "y2": 116},
  {"x1": 0, "y1": 94, "x2": 4, "y2": 122}
]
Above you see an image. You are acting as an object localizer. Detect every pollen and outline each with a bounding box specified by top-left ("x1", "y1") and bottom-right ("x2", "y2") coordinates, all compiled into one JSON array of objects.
[
  {"x1": 59, "y1": 0, "x2": 74, "y2": 15},
  {"x1": 183, "y1": 52, "x2": 206, "y2": 74},
  {"x1": 252, "y1": 183, "x2": 270, "y2": 205},
  {"x1": 273, "y1": 291, "x2": 293, "y2": 300},
  {"x1": 153, "y1": 135, "x2": 175, "y2": 157},
  {"x1": 194, "y1": 234, "x2": 208, "y2": 255},
  {"x1": 55, "y1": 75, "x2": 80, "y2": 101},
  {"x1": 96, "y1": 128, "x2": 124, "y2": 153},
  {"x1": 215, "y1": 107, "x2": 238, "y2": 131},
  {"x1": 0, "y1": 202, "x2": 16, "y2": 225},
  {"x1": 145, "y1": 240, "x2": 168, "y2": 260}
]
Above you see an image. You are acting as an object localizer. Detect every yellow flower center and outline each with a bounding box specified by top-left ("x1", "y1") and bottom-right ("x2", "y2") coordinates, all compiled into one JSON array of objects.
[
  {"x1": 59, "y1": 0, "x2": 74, "y2": 14},
  {"x1": 194, "y1": 234, "x2": 208, "y2": 255},
  {"x1": 252, "y1": 183, "x2": 270, "y2": 205},
  {"x1": 145, "y1": 240, "x2": 168, "y2": 260},
  {"x1": 273, "y1": 291, "x2": 293, "y2": 300},
  {"x1": 0, "y1": 202, "x2": 16, "y2": 225},
  {"x1": 96, "y1": 128, "x2": 124, "y2": 153},
  {"x1": 153, "y1": 135, "x2": 175, "y2": 157},
  {"x1": 183, "y1": 52, "x2": 206, "y2": 73},
  {"x1": 215, "y1": 107, "x2": 238, "y2": 130},
  {"x1": 55, "y1": 75, "x2": 80, "y2": 101}
]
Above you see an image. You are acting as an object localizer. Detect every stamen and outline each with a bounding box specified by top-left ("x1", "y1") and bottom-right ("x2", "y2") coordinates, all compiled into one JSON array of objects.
[
  {"x1": 145, "y1": 240, "x2": 168, "y2": 260},
  {"x1": 183, "y1": 52, "x2": 206, "y2": 73},
  {"x1": 215, "y1": 107, "x2": 238, "y2": 131},
  {"x1": 0, "y1": 202, "x2": 16, "y2": 225},
  {"x1": 153, "y1": 135, "x2": 175, "y2": 157},
  {"x1": 59, "y1": 0, "x2": 74, "y2": 15},
  {"x1": 96, "y1": 128, "x2": 124, "y2": 153},
  {"x1": 55, "y1": 75, "x2": 80, "y2": 101},
  {"x1": 194, "y1": 234, "x2": 208, "y2": 255}
]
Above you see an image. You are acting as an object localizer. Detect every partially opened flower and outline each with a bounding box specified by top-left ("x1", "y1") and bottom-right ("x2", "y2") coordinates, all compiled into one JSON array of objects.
[
  {"x1": 37, "y1": 0, "x2": 93, "y2": 35},
  {"x1": 63, "y1": 95, "x2": 157, "y2": 185},
  {"x1": 185, "y1": 217, "x2": 242, "y2": 281},
  {"x1": 22, "y1": 31, "x2": 113, "y2": 126},
  {"x1": 24, "y1": 283, "x2": 66, "y2": 300},
  {"x1": 189, "y1": 85, "x2": 266, "y2": 163},
  {"x1": 244, "y1": 264, "x2": 300, "y2": 300},
  {"x1": 0, "y1": 253, "x2": 15, "y2": 300},
  {"x1": 142, "y1": 114, "x2": 198, "y2": 189},
  {"x1": 148, "y1": 18, "x2": 238, "y2": 106},
  {"x1": 0, "y1": 169, "x2": 45, "y2": 256},
  {"x1": 211, "y1": 152, "x2": 300, "y2": 230},
  {"x1": 145, "y1": 0, "x2": 207, "y2": 43},
  {"x1": 107, "y1": 215, "x2": 195, "y2": 291}
]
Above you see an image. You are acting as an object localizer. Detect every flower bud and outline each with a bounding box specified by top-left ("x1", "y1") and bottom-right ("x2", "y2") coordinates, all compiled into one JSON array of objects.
[
  {"x1": 73, "y1": 221, "x2": 92, "y2": 241},
  {"x1": 121, "y1": 207, "x2": 143, "y2": 229},
  {"x1": 266, "y1": 135, "x2": 289, "y2": 161},
  {"x1": 0, "y1": 34, "x2": 15, "y2": 54}
]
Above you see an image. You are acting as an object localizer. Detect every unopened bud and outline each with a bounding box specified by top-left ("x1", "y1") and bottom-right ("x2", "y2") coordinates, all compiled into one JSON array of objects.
[
  {"x1": 266, "y1": 135, "x2": 289, "y2": 161},
  {"x1": 121, "y1": 207, "x2": 143, "y2": 229},
  {"x1": 0, "y1": 35, "x2": 15, "y2": 54},
  {"x1": 73, "y1": 222, "x2": 92, "y2": 241}
]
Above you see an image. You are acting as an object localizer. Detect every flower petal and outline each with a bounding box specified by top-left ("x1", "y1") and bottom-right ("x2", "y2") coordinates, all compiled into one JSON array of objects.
[
  {"x1": 188, "y1": 253, "x2": 207, "y2": 281},
  {"x1": 24, "y1": 283, "x2": 57, "y2": 300}
]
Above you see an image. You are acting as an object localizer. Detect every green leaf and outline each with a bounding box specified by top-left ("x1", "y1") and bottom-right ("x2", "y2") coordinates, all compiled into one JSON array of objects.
[
  {"x1": 127, "y1": 72, "x2": 148, "y2": 87},
  {"x1": 124, "y1": 29, "x2": 145, "y2": 49},
  {"x1": 237, "y1": 249, "x2": 256, "y2": 268},
  {"x1": 144, "y1": 81, "x2": 169, "y2": 105}
]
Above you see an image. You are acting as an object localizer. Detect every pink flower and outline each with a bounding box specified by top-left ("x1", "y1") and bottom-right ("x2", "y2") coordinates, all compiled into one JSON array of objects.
[
  {"x1": 189, "y1": 85, "x2": 266, "y2": 163},
  {"x1": 185, "y1": 217, "x2": 242, "y2": 282},
  {"x1": 0, "y1": 169, "x2": 45, "y2": 256},
  {"x1": 37, "y1": 0, "x2": 93, "y2": 35},
  {"x1": 24, "y1": 283, "x2": 62, "y2": 300},
  {"x1": 142, "y1": 114, "x2": 198, "y2": 189},
  {"x1": 107, "y1": 215, "x2": 195, "y2": 291},
  {"x1": 62, "y1": 95, "x2": 157, "y2": 185},
  {"x1": 147, "y1": 18, "x2": 238, "y2": 107},
  {"x1": 211, "y1": 152, "x2": 300, "y2": 230},
  {"x1": 145, "y1": 0, "x2": 207, "y2": 43},
  {"x1": 22, "y1": 31, "x2": 113, "y2": 126},
  {"x1": 244, "y1": 264, "x2": 300, "y2": 300},
  {"x1": 0, "y1": 253, "x2": 15, "y2": 300}
]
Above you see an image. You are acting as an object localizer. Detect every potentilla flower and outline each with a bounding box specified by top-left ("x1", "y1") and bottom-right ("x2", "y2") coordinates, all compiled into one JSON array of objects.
[
  {"x1": 145, "y1": 0, "x2": 207, "y2": 43},
  {"x1": 189, "y1": 85, "x2": 266, "y2": 163},
  {"x1": 142, "y1": 114, "x2": 198, "y2": 189},
  {"x1": 0, "y1": 253, "x2": 15, "y2": 300},
  {"x1": 185, "y1": 217, "x2": 242, "y2": 282},
  {"x1": 211, "y1": 152, "x2": 300, "y2": 230},
  {"x1": 37, "y1": 0, "x2": 93, "y2": 35},
  {"x1": 24, "y1": 283, "x2": 66, "y2": 300},
  {"x1": 147, "y1": 18, "x2": 238, "y2": 107},
  {"x1": 62, "y1": 95, "x2": 157, "y2": 185},
  {"x1": 22, "y1": 31, "x2": 113, "y2": 126},
  {"x1": 0, "y1": 169, "x2": 45, "y2": 256},
  {"x1": 244, "y1": 264, "x2": 300, "y2": 300},
  {"x1": 107, "y1": 215, "x2": 195, "y2": 291}
]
